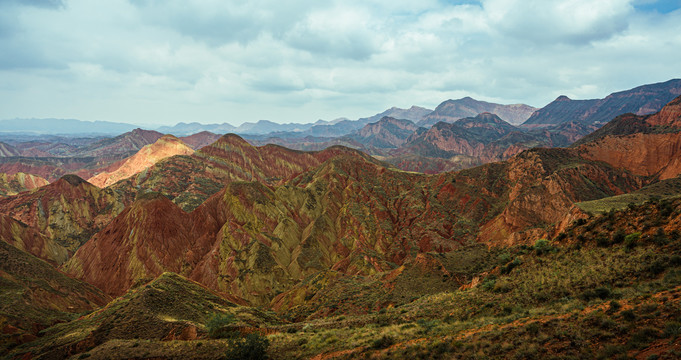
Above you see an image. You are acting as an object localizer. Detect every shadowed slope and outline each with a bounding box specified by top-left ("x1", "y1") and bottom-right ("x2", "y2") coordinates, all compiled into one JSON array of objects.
[
  {"x1": 0, "y1": 240, "x2": 110, "y2": 353},
  {"x1": 8, "y1": 272, "x2": 280, "y2": 359}
]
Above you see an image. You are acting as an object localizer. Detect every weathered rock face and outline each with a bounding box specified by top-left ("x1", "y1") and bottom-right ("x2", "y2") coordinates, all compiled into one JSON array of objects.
[
  {"x1": 577, "y1": 95, "x2": 681, "y2": 180},
  {"x1": 580, "y1": 133, "x2": 681, "y2": 180},
  {"x1": 0, "y1": 174, "x2": 127, "y2": 251},
  {"x1": 0, "y1": 213, "x2": 68, "y2": 265},
  {"x1": 477, "y1": 148, "x2": 642, "y2": 246},
  {"x1": 0, "y1": 172, "x2": 49, "y2": 196},
  {"x1": 88, "y1": 135, "x2": 194, "y2": 188}
]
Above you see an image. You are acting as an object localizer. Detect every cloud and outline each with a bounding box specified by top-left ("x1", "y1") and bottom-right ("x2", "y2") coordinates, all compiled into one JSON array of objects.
[{"x1": 0, "y1": 0, "x2": 679, "y2": 126}]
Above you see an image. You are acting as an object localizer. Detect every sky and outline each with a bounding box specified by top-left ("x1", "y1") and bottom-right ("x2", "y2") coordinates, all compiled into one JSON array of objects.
[{"x1": 0, "y1": 0, "x2": 680, "y2": 127}]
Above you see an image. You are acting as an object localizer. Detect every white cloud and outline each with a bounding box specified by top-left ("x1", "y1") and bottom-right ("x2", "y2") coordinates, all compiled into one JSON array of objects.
[{"x1": 0, "y1": 0, "x2": 679, "y2": 126}]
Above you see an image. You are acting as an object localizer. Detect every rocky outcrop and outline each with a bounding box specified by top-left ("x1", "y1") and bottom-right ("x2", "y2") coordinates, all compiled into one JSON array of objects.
[{"x1": 88, "y1": 135, "x2": 194, "y2": 188}]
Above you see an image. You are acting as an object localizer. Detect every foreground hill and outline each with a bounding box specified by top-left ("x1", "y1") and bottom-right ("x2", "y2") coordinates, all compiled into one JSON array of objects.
[
  {"x1": 7, "y1": 272, "x2": 279, "y2": 359},
  {"x1": 522, "y1": 78, "x2": 681, "y2": 127},
  {"x1": 88, "y1": 135, "x2": 194, "y2": 188},
  {"x1": 14, "y1": 198, "x2": 681, "y2": 359},
  {"x1": 0, "y1": 240, "x2": 110, "y2": 354}
]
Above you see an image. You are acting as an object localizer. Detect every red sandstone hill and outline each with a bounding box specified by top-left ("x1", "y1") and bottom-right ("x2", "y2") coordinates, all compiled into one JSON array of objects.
[
  {"x1": 576, "y1": 95, "x2": 681, "y2": 180},
  {"x1": 0, "y1": 174, "x2": 127, "y2": 251},
  {"x1": 109, "y1": 134, "x2": 380, "y2": 211},
  {"x1": 28, "y1": 97, "x2": 681, "y2": 311},
  {"x1": 88, "y1": 135, "x2": 194, "y2": 188},
  {"x1": 63, "y1": 143, "x2": 640, "y2": 307}
]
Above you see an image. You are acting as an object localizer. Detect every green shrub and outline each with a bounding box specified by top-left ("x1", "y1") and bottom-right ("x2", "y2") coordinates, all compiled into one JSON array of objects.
[
  {"x1": 596, "y1": 235, "x2": 610, "y2": 247},
  {"x1": 371, "y1": 335, "x2": 395, "y2": 349},
  {"x1": 664, "y1": 321, "x2": 681, "y2": 338},
  {"x1": 206, "y1": 313, "x2": 237, "y2": 339},
  {"x1": 652, "y1": 228, "x2": 668, "y2": 245},
  {"x1": 534, "y1": 239, "x2": 552, "y2": 255},
  {"x1": 624, "y1": 232, "x2": 641, "y2": 249},
  {"x1": 580, "y1": 287, "x2": 612, "y2": 302},
  {"x1": 225, "y1": 333, "x2": 269, "y2": 360},
  {"x1": 628, "y1": 326, "x2": 660, "y2": 349},
  {"x1": 621, "y1": 310, "x2": 636, "y2": 321}
]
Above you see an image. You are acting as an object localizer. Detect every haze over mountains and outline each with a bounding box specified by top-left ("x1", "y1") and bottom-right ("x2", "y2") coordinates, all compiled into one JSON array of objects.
[{"x1": 4, "y1": 80, "x2": 681, "y2": 358}]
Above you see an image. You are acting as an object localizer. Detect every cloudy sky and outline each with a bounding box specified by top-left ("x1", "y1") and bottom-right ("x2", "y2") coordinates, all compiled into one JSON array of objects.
[{"x1": 1, "y1": 0, "x2": 680, "y2": 127}]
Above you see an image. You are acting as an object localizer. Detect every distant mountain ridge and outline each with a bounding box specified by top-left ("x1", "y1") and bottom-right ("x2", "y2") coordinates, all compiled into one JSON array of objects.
[
  {"x1": 417, "y1": 97, "x2": 537, "y2": 127},
  {"x1": 0, "y1": 118, "x2": 139, "y2": 135},
  {"x1": 522, "y1": 78, "x2": 681, "y2": 127}
]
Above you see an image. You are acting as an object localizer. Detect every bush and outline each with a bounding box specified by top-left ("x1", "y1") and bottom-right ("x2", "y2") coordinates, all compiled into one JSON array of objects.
[
  {"x1": 611, "y1": 230, "x2": 625, "y2": 244},
  {"x1": 580, "y1": 287, "x2": 612, "y2": 302},
  {"x1": 206, "y1": 313, "x2": 237, "y2": 339},
  {"x1": 225, "y1": 333, "x2": 269, "y2": 360},
  {"x1": 534, "y1": 239, "x2": 552, "y2": 255},
  {"x1": 624, "y1": 232, "x2": 641, "y2": 249},
  {"x1": 652, "y1": 228, "x2": 668, "y2": 245},
  {"x1": 371, "y1": 335, "x2": 395, "y2": 349}
]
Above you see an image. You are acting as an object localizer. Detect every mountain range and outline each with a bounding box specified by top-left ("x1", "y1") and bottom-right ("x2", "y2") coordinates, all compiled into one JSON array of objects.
[{"x1": 3, "y1": 81, "x2": 681, "y2": 359}]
